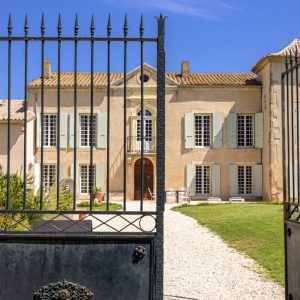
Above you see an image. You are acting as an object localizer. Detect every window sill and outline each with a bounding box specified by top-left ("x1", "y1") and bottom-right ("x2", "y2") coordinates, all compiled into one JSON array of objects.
[{"x1": 237, "y1": 146, "x2": 255, "y2": 149}]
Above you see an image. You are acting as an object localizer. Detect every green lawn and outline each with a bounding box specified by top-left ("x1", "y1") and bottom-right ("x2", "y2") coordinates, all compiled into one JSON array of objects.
[
  {"x1": 173, "y1": 203, "x2": 285, "y2": 285},
  {"x1": 77, "y1": 202, "x2": 122, "y2": 211}
]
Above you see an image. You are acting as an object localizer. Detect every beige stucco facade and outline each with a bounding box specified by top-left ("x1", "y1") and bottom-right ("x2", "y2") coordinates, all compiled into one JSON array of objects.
[{"x1": 1, "y1": 39, "x2": 298, "y2": 202}]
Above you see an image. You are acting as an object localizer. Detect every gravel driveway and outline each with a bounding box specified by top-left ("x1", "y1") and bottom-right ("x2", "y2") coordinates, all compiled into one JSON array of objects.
[{"x1": 164, "y1": 204, "x2": 284, "y2": 300}]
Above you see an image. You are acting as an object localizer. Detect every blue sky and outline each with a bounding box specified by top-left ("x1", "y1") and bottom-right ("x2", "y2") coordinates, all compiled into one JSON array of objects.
[{"x1": 0, "y1": 0, "x2": 300, "y2": 98}]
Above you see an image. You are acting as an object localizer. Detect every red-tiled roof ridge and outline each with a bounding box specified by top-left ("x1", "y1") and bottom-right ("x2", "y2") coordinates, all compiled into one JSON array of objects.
[{"x1": 29, "y1": 71, "x2": 260, "y2": 87}]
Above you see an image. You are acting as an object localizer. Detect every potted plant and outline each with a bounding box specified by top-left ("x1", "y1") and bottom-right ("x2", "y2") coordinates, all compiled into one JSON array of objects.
[{"x1": 92, "y1": 186, "x2": 104, "y2": 203}]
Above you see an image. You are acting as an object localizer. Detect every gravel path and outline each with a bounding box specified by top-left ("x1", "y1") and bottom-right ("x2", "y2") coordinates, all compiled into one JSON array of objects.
[{"x1": 164, "y1": 204, "x2": 284, "y2": 300}]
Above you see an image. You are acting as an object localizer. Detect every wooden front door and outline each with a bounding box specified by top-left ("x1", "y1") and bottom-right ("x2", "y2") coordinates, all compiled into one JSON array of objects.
[{"x1": 134, "y1": 158, "x2": 154, "y2": 200}]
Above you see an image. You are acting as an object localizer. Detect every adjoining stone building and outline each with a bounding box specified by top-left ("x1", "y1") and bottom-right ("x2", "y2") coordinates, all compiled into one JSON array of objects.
[{"x1": 0, "y1": 39, "x2": 298, "y2": 201}]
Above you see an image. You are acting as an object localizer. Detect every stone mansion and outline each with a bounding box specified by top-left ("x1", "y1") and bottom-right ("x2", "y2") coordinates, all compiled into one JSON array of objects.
[{"x1": 0, "y1": 39, "x2": 298, "y2": 201}]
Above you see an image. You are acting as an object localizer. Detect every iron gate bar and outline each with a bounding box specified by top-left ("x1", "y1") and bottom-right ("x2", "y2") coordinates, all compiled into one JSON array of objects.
[
  {"x1": 40, "y1": 14, "x2": 45, "y2": 209},
  {"x1": 6, "y1": 14, "x2": 12, "y2": 209},
  {"x1": 296, "y1": 49, "x2": 300, "y2": 205},
  {"x1": 290, "y1": 51, "x2": 295, "y2": 204},
  {"x1": 73, "y1": 14, "x2": 78, "y2": 210},
  {"x1": 57, "y1": 14, "x2": 62, "y2": 210},
  {"x1": 23, "y1": 14, "x2": 28, "y2": 210},
  {"x1": 155, "y1": 14, "x2": 166, "y2": 299},
  {"x1": 107, "y1": 15, "x2": 111, "y2": 211},
  {"x1": 285, "y1": 53, "x2": 291, "y2": 209},
  {"x1": 90, "y1": 15, "x2": 95, "y2": 209},
  {"x1": 123, "y1": 15, "x2": 128, "y2": 211},
  {"x1": 140, "y1": 15, "x2": 144, "y2": 211}
]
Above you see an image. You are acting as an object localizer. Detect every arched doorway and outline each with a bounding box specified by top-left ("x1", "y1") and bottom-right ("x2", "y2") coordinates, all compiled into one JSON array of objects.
[{"x1": 134, "y1": 158, "x2": 154, "y2": 200}]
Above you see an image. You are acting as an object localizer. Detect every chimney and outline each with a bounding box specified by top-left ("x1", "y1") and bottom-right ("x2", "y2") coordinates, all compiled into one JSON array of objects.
[
  {"x1": 181, "y1": 60, "x2": 190, "y2": 77},
  {"x1": 43, "y1": 61, "x2": 51, "y2": 79}
]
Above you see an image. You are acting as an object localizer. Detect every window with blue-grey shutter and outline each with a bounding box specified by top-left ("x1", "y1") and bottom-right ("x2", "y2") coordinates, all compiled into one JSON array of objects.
[
  {"x1": 69, "y1": 113, "x2": 79, "y2": 148},
  {"x1": 34, "y1": 162, "x2": 40, "y2": 194},
  {"x1": 229, "y1": 165, "x2": 238, "y2": 196},
  {"x1": 60, "y1": 113, "x2": 68, "y2": 148},
  {"x1": 59, "y1": 164, "x2": 64, "y2": 183},
  {"x1": 97, "y1": 112, "x2": 107, "y2": 149},
  {"x1": 254, "y1": 164, "x2": 262, "y2": 197},
  {"x1": 184, "y1": 113, "x2": 195, "y2": 149},
  {"x1": 213, "y1": 112, "x2": 222, "y2": 148},
  {"x1": 186, "y1": 163, "x2": 195, "y2": 196},
  {"x1": 96, "y1": 162, "x2": 104, "y2": 189},
  {"x1": 227, "y1": 113, "x2": 237, "y2": 148},
  {"x1": 211, "y1": 164, "x2": 221, "y2": 196},
  {"x1": 255, "y1": 112, "x2": 263, "y2": 148}
]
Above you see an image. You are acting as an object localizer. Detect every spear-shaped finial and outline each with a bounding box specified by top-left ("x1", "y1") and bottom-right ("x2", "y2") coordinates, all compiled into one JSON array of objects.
[
  {"x1": 123, "y1": 14, "x2": 128, "y2": 37},
  {"x1": 90, "y1": 14, "x2": 95, "y2": 37},
  {"x1": 7, "y1": 14, "x2": 12, "y2": 36},
  {"x1": 295, "y1": 46, "x2": 298, "y2": 65},
  {"x1": 139, "y1": 14, "x2": 144, "y2": 37},
  {"x1": 74, "y1": 14, "x2": 79, "y2": 37},
  {"x1": 157, "y1": 14, "x2": 166, "y2": 36},
  {"x1": 57, "y1": 14, "x2": 62, "y2": 37},
  {"x1": 24, "y1": 14, "x2": 29, "y2": 36},
  {"x1": 41, "y1": 13, "x2": 45, "y2": 37},
  {"x1": 107, "y1": 14, "x2": 111, "y2": 37},
  {"x1": 285, "y1": 53, "x2": 289, "y2": 70}
]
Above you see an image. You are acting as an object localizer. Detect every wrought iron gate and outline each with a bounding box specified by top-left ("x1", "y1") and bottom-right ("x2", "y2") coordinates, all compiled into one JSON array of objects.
[
  {"x1": 282, "y1": 49, "x2": 300, "y2": 300},
  {"x1": 0, "y1": 13, "x2": 165, "y2": 299}
]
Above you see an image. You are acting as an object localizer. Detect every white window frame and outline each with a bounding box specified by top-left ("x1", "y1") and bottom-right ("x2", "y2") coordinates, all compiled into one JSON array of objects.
[
  {"x1": 194, "y1": 114, "x2": 211, "y2": 148},
  {"x1": 80, "y1": 114, "x2": 96, "y2": 148},
  {"x1": 195, "y1": 165, "x2": 211, "y2": 196},
  {"x1": 80, "y1": 164, "x2": 96, "y2": 195},
  {"x1": 238, "y1": 165, "x2": 253, "y2": 196},
  {"x1": 43, "y1": 114, "x2": 57, "y2": 147},
  {"x1": 237, "y1": 114, "x2": 254, "y2": 148},
  {"x1": 42, "y1": 164, "x2": 56, "y2": 193}
]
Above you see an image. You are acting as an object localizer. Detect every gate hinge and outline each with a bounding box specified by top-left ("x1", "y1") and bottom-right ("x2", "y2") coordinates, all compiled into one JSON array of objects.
[{"x1": 287, "y1": 227, "x2": 292, "y2": 237}]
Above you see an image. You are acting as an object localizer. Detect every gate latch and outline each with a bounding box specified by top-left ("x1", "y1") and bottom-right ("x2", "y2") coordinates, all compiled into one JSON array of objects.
[{"x1": 132, "y1": 246, "x2": 146, "y2": 263}]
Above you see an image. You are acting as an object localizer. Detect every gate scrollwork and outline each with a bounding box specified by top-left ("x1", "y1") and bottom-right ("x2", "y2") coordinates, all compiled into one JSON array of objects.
[{"x1": 33, "y1": 279, "x2": 94, "y2": 300}]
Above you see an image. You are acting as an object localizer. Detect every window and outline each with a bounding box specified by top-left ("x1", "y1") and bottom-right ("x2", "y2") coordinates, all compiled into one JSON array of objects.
[
  {"x1": 80, "y1": 165, "x2": 95, "y2": 194},
  {"x1": 43, "y1": 115, "x2": 57, "y2": 147},
  {"x1": 139, "y1": 74, "x2": 150, "y2": 83},
  {"x1": 80, "y1": 115, "x2": 96, "y2": 147},
  {"x1": 238, "y1": 166, "x2": 253, "y2": 195},
  {"x1": 237, "y1": 115, "x2": 254, "y2": 147},
  {"x1": 195, "y1": 165, "x2": 210, "y2": 195},
  {"x1": 137, "y1": 110, "x2": 152, "y2": 142},
  {"x1": 43, "y1": 164, "x2": 56, "y2": 193},
  {"x1": 195, "y1": 114, "x2": 211, "y2": 147}
]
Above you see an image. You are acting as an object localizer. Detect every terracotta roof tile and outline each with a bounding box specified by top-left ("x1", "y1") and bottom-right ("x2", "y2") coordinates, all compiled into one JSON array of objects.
[
  {"x1": 29, "y1": 72, "x2": 259, "y2": 87},
  {"x1": 167, "y1": 73, "x2": 260, "y2": 86},
  {"x1": 270, "y1": 39, "x2": 300, "y2": 56},
  {"x1": 252, "y1": 39, "x2": 300, "y2": 73},
  {"x1": 29, "y1": 72, "x2": 123, "y2": 88},
  {"x1": 0, "y1": 100, "x2": 34, "y2": 121}
]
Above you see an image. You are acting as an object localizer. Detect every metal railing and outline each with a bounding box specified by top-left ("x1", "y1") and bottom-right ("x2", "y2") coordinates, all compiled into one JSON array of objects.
[
  {"x1": 0, "y1": 13, "x2": 166, "y2": 234},
  {"x1": 282, "y1": 49, "x2": 300, "y2": 222},
  {"x1": 127, "y1": 136, "x2": 156, "y2": 153}
]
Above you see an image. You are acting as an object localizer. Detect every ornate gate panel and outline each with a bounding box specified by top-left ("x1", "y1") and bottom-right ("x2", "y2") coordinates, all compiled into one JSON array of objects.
[
  {"x1": 282, "y1": 49, "x2": 300, "y2": 300},
  {"x1": 0, "y1": 13, "x2": 165, "y2": 300}
]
